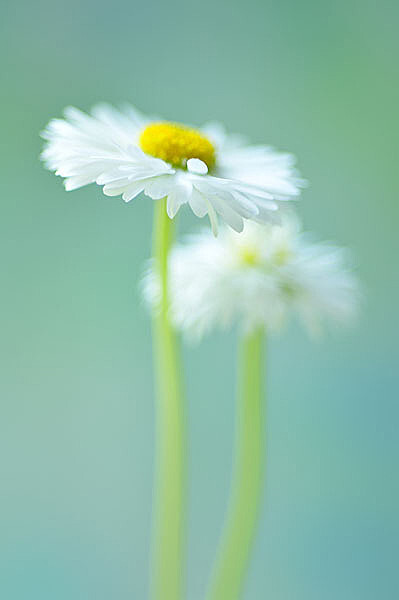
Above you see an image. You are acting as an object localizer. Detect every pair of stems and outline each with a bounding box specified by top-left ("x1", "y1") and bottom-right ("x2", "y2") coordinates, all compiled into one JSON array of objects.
[{"x1": 150, "y1": 199, "x2": 265, "y2": 600}]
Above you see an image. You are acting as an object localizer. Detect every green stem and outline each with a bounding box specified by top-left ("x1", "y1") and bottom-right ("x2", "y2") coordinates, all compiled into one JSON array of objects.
[
  {"x1": 151, "y1": 198, "x2": 186, "y2": 600},
  {"x1": 207, "y1": 328, "x2": 265, "y2": 600}
]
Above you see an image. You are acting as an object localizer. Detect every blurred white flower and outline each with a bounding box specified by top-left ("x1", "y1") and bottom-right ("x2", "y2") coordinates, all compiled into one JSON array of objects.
[
  {"x1": 144, "y1": 217, "x2": 360, "y2": 340},
  {"x1": 41, "y1": 104, "x2": 305, "y2": 234}
]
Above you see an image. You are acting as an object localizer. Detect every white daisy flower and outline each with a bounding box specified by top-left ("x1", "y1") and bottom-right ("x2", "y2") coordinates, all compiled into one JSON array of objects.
[
  {"x1": 41, "y1": 104, "x2": 305, "y2": 234},
  {"x1": 144, "y1": 217, "x2": 360, "y2": 340}
]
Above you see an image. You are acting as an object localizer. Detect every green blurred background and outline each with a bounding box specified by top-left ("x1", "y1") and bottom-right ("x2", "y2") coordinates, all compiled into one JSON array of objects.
[{"x1": 1, "y1": 0, "x2": 398, "y2": 598}]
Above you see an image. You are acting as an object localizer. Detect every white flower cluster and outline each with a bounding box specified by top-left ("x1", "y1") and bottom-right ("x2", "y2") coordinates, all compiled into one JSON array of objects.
[
  {"x1": 41, "y1": 102, "x2": 359, "y2": 337},
  {"x1": 144, "y1": 217, "x2": 359, "y2": 339}
]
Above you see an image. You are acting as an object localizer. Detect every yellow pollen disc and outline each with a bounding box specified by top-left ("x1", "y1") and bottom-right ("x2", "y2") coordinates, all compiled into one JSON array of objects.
[
  {"x1": 272, "y1": 247, "x2": 292, "y2": 266},
  {"x1": 139, "y1": 122, "x2": 216, "y2": 170},
  {"x1": 239, "y1": 247, "x2": 260, "y2": 266}
]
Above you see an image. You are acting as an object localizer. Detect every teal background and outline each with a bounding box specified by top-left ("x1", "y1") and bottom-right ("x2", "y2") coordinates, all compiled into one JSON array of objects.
[{"x1": 1, "y1": 0, "x2": 398, "y2": 598}]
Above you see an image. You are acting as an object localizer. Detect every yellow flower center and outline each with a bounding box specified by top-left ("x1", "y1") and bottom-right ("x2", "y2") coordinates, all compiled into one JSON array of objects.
[
  {"x1": 139, "y1": 122, "x2": 216, "y2": 170},
  {"x1": 238, "y1": 241, "x2": 292, "y2": 269},
  {"x1": 272, "y1": 246, "x2": 292, "y2": 266},
  {"x1": 239, "y1": 246, "x2": 261, "y2": 266}
]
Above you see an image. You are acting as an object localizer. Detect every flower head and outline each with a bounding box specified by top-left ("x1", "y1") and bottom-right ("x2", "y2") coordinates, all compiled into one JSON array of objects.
[
  {"x1": 41, "y1": 104, "x2": 305, "y2": 234},
  {"x1": 144, "y1": 217, "x2": 360, "y2": 340}
]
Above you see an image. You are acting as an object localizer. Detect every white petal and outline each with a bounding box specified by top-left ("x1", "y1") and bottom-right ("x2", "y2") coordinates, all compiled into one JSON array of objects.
[
  {"x1": 208, "y1": 195, "x2": 244, "y2": 233},
  {"x1": 166, "y1": 191, "x2": 185, "y2": 218},
  {"x1": 187, "y1": 158, "x2": 208, "y2": 175},
  {"x1": 143, "y1": 175, "x2": 176, "y2": 200},
  {"x1": 189, "y1": 189, "x2": 208, "y2": 218},
  {"x1": 205, "y1": 200, "x2": 219, "y2": 236},
  {"x1": 217, "y1": 144, "x2": 306, "y2": 200},
  {"x1": 122, "y1": 182, "x2": 146, "y2": 202},
  {"x1": 64, "y1": 174, "x2": 96, "y2": 191}
]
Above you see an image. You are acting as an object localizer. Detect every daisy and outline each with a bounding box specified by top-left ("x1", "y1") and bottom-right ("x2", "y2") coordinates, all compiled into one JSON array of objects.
[
  {"x1": 143, "y1": 215, "x2": 359, "y2": 600},
  {"x1": 144, "y1": 216, "x2": 360, "y2": 339},
  {"x1": 41, "y1": 103, "x2": 305, "y2": 234}
]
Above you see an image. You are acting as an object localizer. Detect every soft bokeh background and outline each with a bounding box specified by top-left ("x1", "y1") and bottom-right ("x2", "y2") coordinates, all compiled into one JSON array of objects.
[{"x1": 1, "y1": 0, "x2": 398, "y2": 598}]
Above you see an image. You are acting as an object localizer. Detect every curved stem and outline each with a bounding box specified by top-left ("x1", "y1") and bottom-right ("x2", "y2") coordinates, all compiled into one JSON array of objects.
[
  {"x1": 151, "y1": 198, "x2": 186, "y2": 600},
  {"x1": 207, "y1": 328, "x2": 265, "y2": 600}
]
